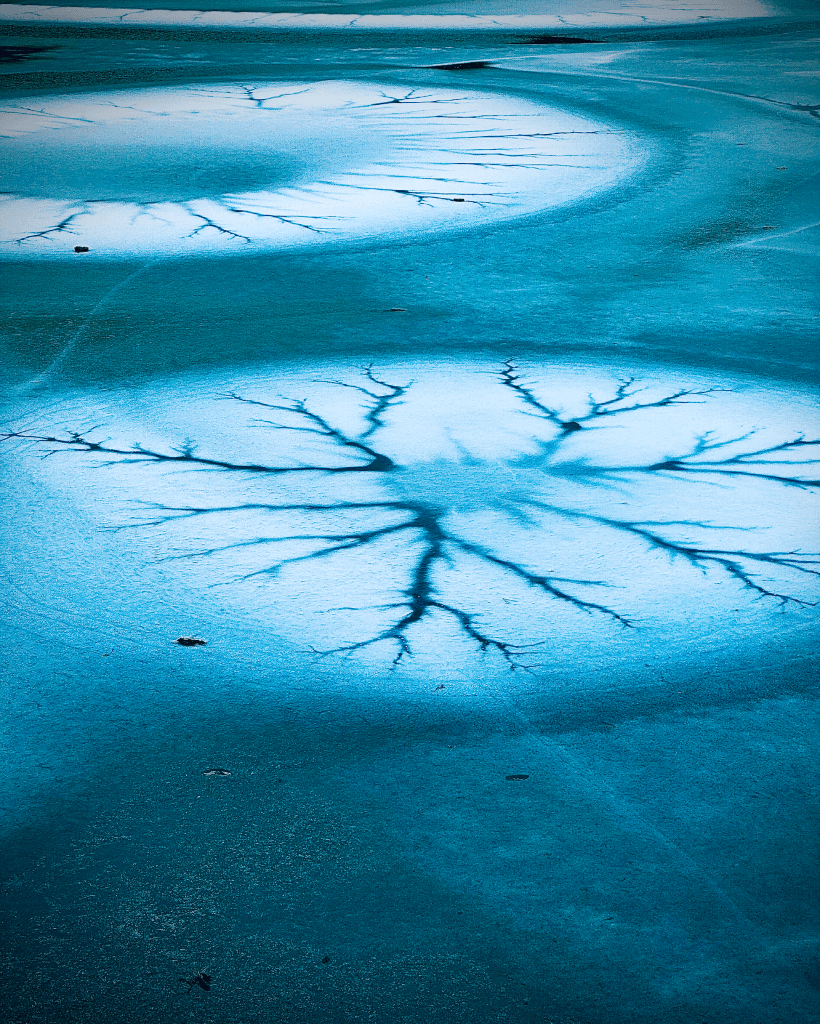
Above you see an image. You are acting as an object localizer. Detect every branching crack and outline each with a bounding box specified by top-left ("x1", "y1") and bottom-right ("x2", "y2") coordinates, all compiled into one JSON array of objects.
[
  {"x1": 226, "y1": 208, "x2": 346, "y2": 234},
  {"x1": 238, "y1": 85, "x2": 312, "y2": 109},
  {"x1": 183, "y1": 210, "x2": 252, "y2": 243},
  {"x1": 13, "y1": 210, "x2": 87, "y2": 244},
  {"x1": 353, "y1": 90, "x2": 469, "y2": 109}
]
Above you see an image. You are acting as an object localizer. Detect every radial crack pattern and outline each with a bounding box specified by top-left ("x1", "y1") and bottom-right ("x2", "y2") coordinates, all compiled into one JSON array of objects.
[{"x1": 6, "y1": 364, "x2": 818, "y2": 670}]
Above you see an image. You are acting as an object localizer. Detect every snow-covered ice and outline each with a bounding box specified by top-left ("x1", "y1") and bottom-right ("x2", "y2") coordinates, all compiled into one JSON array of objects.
[{"x1": 0, "y1": 80, "x2": 642, "y2": 258}]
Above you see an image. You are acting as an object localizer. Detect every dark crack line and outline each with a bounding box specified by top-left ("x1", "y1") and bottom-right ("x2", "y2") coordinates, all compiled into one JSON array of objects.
[
  {"x1": 225, "y1": 392, "x2": 396, "y2": 472},
  {"x1": 320, "y1": 182, "x2": 507, "y2": 207},
  {"x1": 501, "y1": 361, "x2": 726, "y2": 434},
  {"x1": 126, "y1": 498, "x2": 408, "y2": 528},
  {"x1": 2, "y1": 425, "x2": 393, "y2": 475},
  {"x1": 499, "y1": 360, "x2": 571, "y2": 430},
  {"x1": 647, "y1": 461, "x2": 820, "y2": 490},
  {"x1": 226, "y1": 208, "x2": 346, "y2": 234},
  {"x1": 341, "y1": 171, "x2": 494, "y2": 186},
  {"x1": 423, "y1": 161, "x2": 592, "y2": 170},
  {"x1": 453, "y1": 536, "x2": 632, "y2": 626},
  {"x1": 184, "y1": 211, "x2": 251, "y2": 244},
  {"x1": 315, "y1": 365, "x2": 410, "y2": 439},
  {"x1": 524, "y1": 501, "x2": 820, "y2": 608},
  {"x1": 583, "y1": 377, "x2": 725, "y2": 419},
  {"x1": 2, "y1": 105, "x2": 94, "y2": 124},
  {"x1": 238, "y1": 85, "x2": 312, "y2": 108},
  {"x1": 13, "y1": 211, "x2": 86, "y2": 244},
  {"x1": 352, "y1": 90, "x2": 469, "y2": 109},
  {"x1": 644, "y1": 433, "x2": 820, "y2": 489}
]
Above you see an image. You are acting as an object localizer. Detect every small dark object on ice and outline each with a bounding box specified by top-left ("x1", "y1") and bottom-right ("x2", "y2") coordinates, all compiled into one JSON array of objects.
[
  {"x1": 435, "y1": 684, "x2": 446, "y2": 690},
  {"x1": 388, "y1": 307, "x2": 407, "y2": 312},
  {"x1": 73, "y1": 246, "x2": 89, "y2": 253},
  {"x1": 202, "y1": 768, "x2": 232, "y2": 777},
  {"x1": 430, "y1": 59, "x2": 492, "y2": 70},
  {"x1": 176, "y1": 636, "x2": 207, "y2": 646},
  {"x1": 322, "y1": 956, "x2": 330, "y2": 964},
  {"x1": 179, "y1": 973, "x2": 212, "y2": 992},
  {"x1": 561, "y1": 420, "x2": 582, "y2": 432},
  {"x1": 506, "y1": 774, "x2": 530, "y2": 781}
]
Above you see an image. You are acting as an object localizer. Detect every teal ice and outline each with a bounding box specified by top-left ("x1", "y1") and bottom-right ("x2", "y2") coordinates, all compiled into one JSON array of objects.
[{"x1": 1, "y1": 2, "x2": 819, "y2": 1022}]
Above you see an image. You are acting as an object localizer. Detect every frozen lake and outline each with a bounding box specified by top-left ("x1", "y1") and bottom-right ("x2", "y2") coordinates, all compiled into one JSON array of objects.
[{"x1": 1, "y1": 4, "x2": 819, "y2": 1022}]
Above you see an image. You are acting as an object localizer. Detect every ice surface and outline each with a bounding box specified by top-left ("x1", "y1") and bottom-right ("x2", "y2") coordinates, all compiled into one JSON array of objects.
[
  {"x1": 1, "y1": 12, "x2": 818, "y2": 1024},
  {"x1": 0, "y1": 2, "x2": 776, "y2": 27}
]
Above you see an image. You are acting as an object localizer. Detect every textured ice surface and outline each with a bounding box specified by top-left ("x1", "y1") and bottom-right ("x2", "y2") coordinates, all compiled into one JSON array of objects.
[{"x1": 0, "y1": 80, "x2": 642, "y2": 258}]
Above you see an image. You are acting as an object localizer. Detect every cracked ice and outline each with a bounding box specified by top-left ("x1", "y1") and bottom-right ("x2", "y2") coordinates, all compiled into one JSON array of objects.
[
  {"x1": 7, "y1": 360, "x2": 819, "y2": 674},
  {"x1": 0, "y1": 80, "x2": 642, "y2": 258}
]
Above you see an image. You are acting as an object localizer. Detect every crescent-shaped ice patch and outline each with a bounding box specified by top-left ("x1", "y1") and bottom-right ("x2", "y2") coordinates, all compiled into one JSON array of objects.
[{"x1": 0, "y1": 80, "x2": 644, "y2": 258}]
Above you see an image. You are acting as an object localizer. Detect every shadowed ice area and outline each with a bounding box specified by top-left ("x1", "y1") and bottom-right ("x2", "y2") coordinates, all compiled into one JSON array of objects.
[{"x1": 2, "y1": 115, "x2": 331, "y2": 202}]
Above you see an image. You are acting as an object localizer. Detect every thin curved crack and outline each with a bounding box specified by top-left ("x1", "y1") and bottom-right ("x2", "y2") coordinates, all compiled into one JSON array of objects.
[
  {"x1": 321, "y1": 601, "x2": 543, "y2": 673},
  {"x1": 306, "y1": 505, "x2": 571, "y2": 671},
  {"x1": 353, "y1": 90, "x2": 469, "y2": 109},
  {"x1": 321, "y1": 181, "x2": 509, "y2": 207},
  {"x1": 523, "y1": 501, "x2": 820, "y2": 607},
  {"x1": 1, "y1": 424, "x2": 392, "y2": 475},
  {"x1": 342, "y1": 171, "x2": 495, "y2": 186},
  {"x1": 224, "y1": 390, "x2": 396, "y2": 472},
  {"x1": 4, "y1": 105, "x2": 94, "y2": 124},
  {"x1": 646, "y1": 434, "x2": 820, "y2": 490},
  {"x1": 238, "y1": 85, "x2": 312, "y2": 108},
  {"x1": 452, "y1": 535, "x2": 632, "y2": 626},
  {"x1": 226, "y1": 208, "x2": 347, "y2": 234}
]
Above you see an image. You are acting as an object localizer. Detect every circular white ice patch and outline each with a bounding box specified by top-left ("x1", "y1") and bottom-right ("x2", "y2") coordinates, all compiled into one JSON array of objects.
[
  {"x1": 8, "y1": 360, "x2": 819, "y2": 675},
  {"x1": 0, "y1": 80, "x2": 643, "y2": 258}
]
